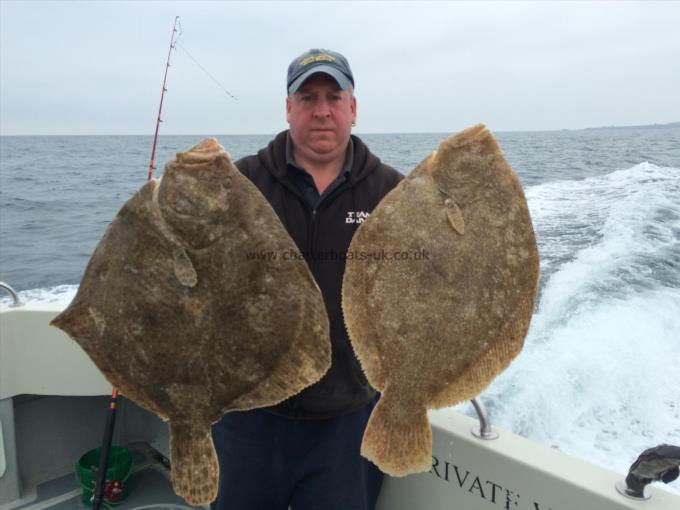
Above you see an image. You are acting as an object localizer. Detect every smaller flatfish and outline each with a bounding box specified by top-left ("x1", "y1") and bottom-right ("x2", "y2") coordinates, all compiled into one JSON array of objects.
[
  {"x1": 342, "y1": 124, "x2": 539, "y2": 476},
  {"x1": 51, "y1": 139, "x2": 331, "y2": 504}
]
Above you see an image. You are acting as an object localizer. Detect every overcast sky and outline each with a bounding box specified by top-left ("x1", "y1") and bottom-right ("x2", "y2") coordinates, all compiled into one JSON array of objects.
[{"x1": 1, "y1": 0, "x2": 679, "y2": 135}]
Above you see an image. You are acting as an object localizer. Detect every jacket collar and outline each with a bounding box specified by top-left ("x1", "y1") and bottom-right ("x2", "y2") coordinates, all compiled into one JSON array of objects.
[{"x1": 258, "y1": 130, "x2": 381, "y2": 186}]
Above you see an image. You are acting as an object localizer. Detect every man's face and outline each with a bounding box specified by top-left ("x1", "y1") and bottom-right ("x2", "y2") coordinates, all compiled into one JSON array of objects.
[{"x1": 286, "y1": 73, "x2": 357, "y2": 163}]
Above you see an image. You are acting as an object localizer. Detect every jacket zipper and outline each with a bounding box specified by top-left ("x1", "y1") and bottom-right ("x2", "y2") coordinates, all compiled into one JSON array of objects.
[
  {"x1": 306, "y1": 207, "x2": 317, "y2": 272},
  {"x1": 305, "y1": 180, "x2": 349, "y2": 273}
]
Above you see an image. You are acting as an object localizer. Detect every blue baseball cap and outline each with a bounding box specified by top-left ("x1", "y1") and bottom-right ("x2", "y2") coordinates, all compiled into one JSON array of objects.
[{"x1": 287, "y1": 48, "x2": 355, "y2": 94}]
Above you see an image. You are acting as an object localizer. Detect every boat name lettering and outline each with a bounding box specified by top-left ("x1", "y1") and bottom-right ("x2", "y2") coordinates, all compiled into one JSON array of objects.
[{"x1": 430, "y1": 455, "x2": 554, "y2": 510}]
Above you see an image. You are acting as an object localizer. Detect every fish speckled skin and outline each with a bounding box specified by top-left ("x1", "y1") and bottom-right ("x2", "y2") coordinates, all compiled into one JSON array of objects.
[
  {"x1": 342, "y1": 124, "x2": 539, "y2": 476},
  {"x1": 51, "y1": 139, "x2": 331, "y2": 505}
]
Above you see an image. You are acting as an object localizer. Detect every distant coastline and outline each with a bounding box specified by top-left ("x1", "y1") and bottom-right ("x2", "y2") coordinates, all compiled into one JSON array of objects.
[{"x1": 580, "y1": 121, "x2": 680, "y2": 131}]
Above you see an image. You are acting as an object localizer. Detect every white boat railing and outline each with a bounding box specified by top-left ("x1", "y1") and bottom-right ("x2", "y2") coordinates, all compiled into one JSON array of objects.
[{"x1": 0, "y1": 283, "x2": 21, "y2": 308}]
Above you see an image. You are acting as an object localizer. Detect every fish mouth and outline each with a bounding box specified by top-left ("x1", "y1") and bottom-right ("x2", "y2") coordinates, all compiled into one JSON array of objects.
[{"x1": 176, "y1": 138, "x2": 228, "y2": 164}]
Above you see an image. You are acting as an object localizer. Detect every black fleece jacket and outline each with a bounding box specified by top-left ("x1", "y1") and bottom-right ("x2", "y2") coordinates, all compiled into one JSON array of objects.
[{"x1": 236, "y1": 130, "x2": 403, "y2": 418}]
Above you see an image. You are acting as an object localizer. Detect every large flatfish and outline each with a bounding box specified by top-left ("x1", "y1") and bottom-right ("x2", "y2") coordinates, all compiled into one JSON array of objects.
[
  {"x1": 51, "y1": 139, "x2": 331, "y2": 504},
  {"x1": 342, "y1": 124, "x2": 539, "y2": 476}
]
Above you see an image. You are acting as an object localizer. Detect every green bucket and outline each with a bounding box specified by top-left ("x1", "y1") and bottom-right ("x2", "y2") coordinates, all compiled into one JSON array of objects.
[{"x1": 75, "y1": 446, "x2": 133, "y2": 506}]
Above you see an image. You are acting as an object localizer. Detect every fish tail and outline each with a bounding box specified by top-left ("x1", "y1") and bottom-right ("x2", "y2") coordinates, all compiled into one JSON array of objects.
[
  {"x1": 169, "y1": 421, "x2": 219, "y2": 505},
  {"x1": 361, "y1": 392, "x2": 432, "y2": 477}
]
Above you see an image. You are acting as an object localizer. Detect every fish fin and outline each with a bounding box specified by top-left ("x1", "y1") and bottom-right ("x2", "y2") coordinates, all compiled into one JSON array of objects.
[
  {"x1": 428, "y1": 304, "x2": 531, "y2": 409},
  {"x1": 361, "y1": 390, "x2": 431, "y2": 477},
  {"x1": 446, "y1": 202, "x2": 465, "y2": 235},
  {"x1": 173, "y1": 248, "x2": 198, "y2": 287},
  {"x1": 169, "y1": 421, "x2": 218, "y2": 505},
  {"x1": 228, "y1": 328, "x2": 331, "y2": 411}
]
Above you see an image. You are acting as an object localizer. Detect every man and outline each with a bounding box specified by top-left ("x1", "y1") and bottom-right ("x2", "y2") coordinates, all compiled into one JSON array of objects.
[{"x1": 211, "y1": 48, "x2": 403, "y2": 510}]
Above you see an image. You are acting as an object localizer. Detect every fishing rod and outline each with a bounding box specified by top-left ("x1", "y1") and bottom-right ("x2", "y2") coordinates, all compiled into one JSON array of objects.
[
  {"x1": 145, "y1": 17, "x2": 236, "y2": 180},
  {"x1": 91, "y1": 17, "x2": 181, "y2": 510},
  {"x1": 147, "y1": 15, "x2": 182, "y2": 181},
  {"x1": 91, "y1": 390, "x2": 119, "y2": 510}
]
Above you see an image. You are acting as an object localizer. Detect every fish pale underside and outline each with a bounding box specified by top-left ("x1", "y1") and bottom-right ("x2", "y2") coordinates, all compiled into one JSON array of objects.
[
  {"x1": 342, "y1": 124, "x2": 539, "y2": 476},
  {"x1": 50, "y1": 138, "x2": 331, "y2": 505}
]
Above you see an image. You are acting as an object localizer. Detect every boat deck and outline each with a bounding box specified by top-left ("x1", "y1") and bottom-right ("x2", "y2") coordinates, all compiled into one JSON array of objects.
[{"x1": 1, "y1": 443, "x2": 205, "y2": 510}]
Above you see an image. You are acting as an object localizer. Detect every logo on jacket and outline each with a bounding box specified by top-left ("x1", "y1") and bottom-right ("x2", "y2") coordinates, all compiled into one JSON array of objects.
[{"x1": 346, "y1": 211, "x2": 370, "y2": 224}]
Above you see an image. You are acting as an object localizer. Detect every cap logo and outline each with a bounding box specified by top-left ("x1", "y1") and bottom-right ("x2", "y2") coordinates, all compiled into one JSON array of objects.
[{"x1": 299, "y1": 54, "x2": 336, "y2": 66}]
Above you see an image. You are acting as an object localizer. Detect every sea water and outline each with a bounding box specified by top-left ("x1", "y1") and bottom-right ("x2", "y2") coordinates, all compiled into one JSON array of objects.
[{"x1": 1, "y1": 128, "x2": 679, "y2": 492}]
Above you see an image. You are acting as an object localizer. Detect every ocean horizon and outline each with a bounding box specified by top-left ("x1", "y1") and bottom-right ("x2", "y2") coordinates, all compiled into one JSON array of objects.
[{"x1": 2, "y1": 120, "x2": 679, "y2": 138}]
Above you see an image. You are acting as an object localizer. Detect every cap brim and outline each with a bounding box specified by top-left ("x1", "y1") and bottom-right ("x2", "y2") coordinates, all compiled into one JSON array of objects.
[{"x1": 288, "y1": 65, "x2": 352, "y2": 94}]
